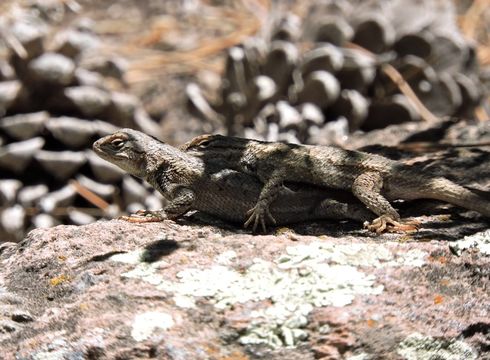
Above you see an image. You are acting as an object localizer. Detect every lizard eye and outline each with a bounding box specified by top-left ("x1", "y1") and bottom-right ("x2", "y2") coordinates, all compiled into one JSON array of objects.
[
  {"x1": 197, "y1": 140, "x2": 212, "y2": 148},
  {"x1": 111, "y1": 139, "x2": 125, "y2": 148}
]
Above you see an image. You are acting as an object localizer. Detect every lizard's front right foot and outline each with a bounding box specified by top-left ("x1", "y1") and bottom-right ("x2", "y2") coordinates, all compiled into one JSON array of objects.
[
  {"x1": 364, "y1": 215, "x2": 419, "y2": 234},
  {"x1": 120, "y1": 210, "x2": 167, "y2": 223},
  {"x1": 244, "y1": 203, "x2": 276, "y2": 233}
]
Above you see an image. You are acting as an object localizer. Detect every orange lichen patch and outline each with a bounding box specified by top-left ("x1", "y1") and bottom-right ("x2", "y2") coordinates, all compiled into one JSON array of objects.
[
  {"x1": 428, "y1": 256, "x2": 448, "y2": 264},
  {"x1": 57, "y1": 255, "x2": 67, "y2": 262},
  {"x1": 366, "y1": 319, "x2": 378, "y2": 328},
  {"x1": 50, "y1": 274, "x2": 71, "y2": 286},
  {"x1": 433, "y1": 295, "x2": 444, "y2": 305}
]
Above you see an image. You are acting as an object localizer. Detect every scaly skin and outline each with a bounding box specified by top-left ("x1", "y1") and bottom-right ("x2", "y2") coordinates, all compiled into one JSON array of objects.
[
  {"x1": 183, "y1": 134, "x2": 490, "y2": 232},
  {"x1": 92, "y1": 129, "x2": 375, "y2": 230}
]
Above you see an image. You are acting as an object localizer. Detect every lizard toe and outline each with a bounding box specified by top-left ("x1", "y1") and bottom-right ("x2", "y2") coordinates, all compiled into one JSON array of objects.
[{"x1": 365, "y1": 215, "x2": 418, "y2": 234}]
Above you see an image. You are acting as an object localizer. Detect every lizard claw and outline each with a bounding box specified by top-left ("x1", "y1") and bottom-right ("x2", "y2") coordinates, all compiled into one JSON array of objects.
[
  {"x1": 244, "y1": 203, "x2": 276, "y2": 233},
  {"x1": 120, "y1": 210, "x2": 166, "y2": 223},
  {"x1": 364, "y1": 215, "x2": 419, "y2": 234}
]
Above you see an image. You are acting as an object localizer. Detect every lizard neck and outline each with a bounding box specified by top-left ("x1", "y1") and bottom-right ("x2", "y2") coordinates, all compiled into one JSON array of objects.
[{"x1": 143, "y1": 146, "x2": 205, "y2": 192}]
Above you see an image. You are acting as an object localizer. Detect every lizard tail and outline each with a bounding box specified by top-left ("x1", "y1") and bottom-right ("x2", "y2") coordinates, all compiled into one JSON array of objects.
[{"x1": 402, "y1": 177, "x2": 490, "y2": 217}]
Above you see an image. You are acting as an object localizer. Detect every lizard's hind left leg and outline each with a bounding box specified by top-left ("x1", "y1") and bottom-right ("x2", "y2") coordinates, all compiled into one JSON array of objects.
[{"x1": 352, "y1": 172, "x2": 415, "y2": 233}]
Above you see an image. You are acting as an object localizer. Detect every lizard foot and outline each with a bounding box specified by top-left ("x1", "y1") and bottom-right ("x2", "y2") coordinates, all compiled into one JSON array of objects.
[
  {"x1": 244, "y1": 203, "x2": 276, "y2": 233},
  {"x1": 120, "y1": 210, "x2": 166, "y2": 223},
  {"x1": 364, "y1": 215, "x2": 419, "y2": 234}
]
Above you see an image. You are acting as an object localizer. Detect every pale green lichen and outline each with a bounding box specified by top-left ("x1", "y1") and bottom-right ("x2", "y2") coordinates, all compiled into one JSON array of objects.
[
  {"x1": 397, "y1": 333, "x2": 477, "y2": 360},
  {"x1": 111, "y1": 242, "x2": 427, "y2": 348},
  {"x1": 215, "y1": 250, "x2": 237, "y2": 265},
  {"x1": 277, "y1": 242, "x2": 427, "y2": 268},
  {"x1": 131, "y1": 311, "x2": 174, "y2": 341},
  {"x1": 450, "y1": 229, "x2": 490, "y2": 256}
]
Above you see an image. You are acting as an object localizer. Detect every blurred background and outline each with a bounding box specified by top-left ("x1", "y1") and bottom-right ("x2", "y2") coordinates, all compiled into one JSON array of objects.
[{"x1": 0, "y1": 0, "x2": 489, "y2": 242}]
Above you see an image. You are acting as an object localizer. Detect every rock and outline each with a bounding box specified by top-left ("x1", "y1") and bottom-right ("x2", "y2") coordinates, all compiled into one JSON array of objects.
[
  {"x1": 0, "y1": 137, "x2": 45, "y2": 173},
  {"x1": 271, "y1": 14, "x2": 301, "y2": 42},
  {"x1": 330, "y1": 89, "x2": 369, "y2": 131},
  {"x1": 31, "y1": 213, "x2": 59, "y2": 229},
  {"x1": 296, "y1": 71, "x2": 340, "y2": 108},
  {"x1": 0, "y1": 81, "x2": 26, "y2": 115},
  {"x1": 454, "y1": 74, "x2": 482, "y2": 116},
  {"x1": 336, "y1": 49, "x2": 376, "y2": 92},
  {"x1": 222, "y1": 47, "x2": 248, "y2": 96},
  {"x1": 133, "y1": 108, "x2": 162, "y2": 138},
  {"x1": 75, "y1": 175, "x2": 116, "y2": 199},
  {"x1": 393, "y1": 33, "x2": 433, "y2": 59},
  {"x1": 64, "y1": 86, "x2": 112, "y2": 117},
  {"x1": 29, "y1": 53, "x2": 75, "y2": 86},
  {"x1": 300, "y1": 45, "x2": 344, "y2": 77},
  {"x1": 34, "y1": 150, "x2": 87, "y2": 180},
  {"x1": 108, "y1": 92, "x2": 139, "y2": 128},
  {"x1": 299, "y1": 103, "x2": 324, "y2": 126},
  {"x1": 263, "y1": 41, "x2": 299, "y2": 94},
  {"x1": 363, "y1": 95, "x2": 419, "y2": 131},
  {"x1": 38, "y1": 185, "x2": 77, "y2": 213},
  {"x1": 186, "y1": 83, "x2": 222, "y2": 124},
  {"x1": 17, "y1": 184, "x2": 49, "y2": 207},
  {"x1": 0, "y1": 111, "x2": 48, "y2": 140},
  {"x1": 67, "y1": 209, "x2": 96, "y2": 226},
  {"x1": 9, "y1": 20, "x2": 46, "y2": 59},
  {"x1": 84, "y1": 56, "x2": 128, "y2": 80},
  {"x1": 352, "y1": 15, "x2": 395, "y2": 54},
  {"x1": 0, "y1": 220, "x2": 488, "y2": 358},
  {"x1": 276, "y1": 101, "x2": 303, "y2": 131},
  {"x1": 92, "y1": 120, "x2": 120, "y2": 137},
  {"x1": 0, "y1": 179, "x2": 23, "y2": 205},
  {"x1": 0, "y1": 205, "x2": 25, "y2": 236},
  {"x1": 0, "y1": 61, "x2": 15, "y2": 81},
  {"x1": 430, "y1": 35, "x2": 467, "y2": 73},
  {"x1": 74, "y1": 68, "x2": 105, "y2": 88},
  {"x1": 45, "y1": 117, "x2": 95, "y2": 148},
  {"x1": 126, "y1": 202, "x2": 145, "y2": 214},
  {"x1": 312, "y1": 17, "x2": 354, "y2": 46},
  {"x1": 250, "y1": 76, "x2": 277, "y2": 103},
  {"x1": 144, "y1": 194, "x2": 164, "y2": 211},
  {"x1": 122, "y1": 176, "x2": 149, "y2": 205},
  {"x1": 54, "y1": 29, "x2": 100, "y2": 59}
]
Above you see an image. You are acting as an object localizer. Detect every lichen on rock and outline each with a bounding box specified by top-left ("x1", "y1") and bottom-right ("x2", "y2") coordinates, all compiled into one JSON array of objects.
[
  {"x1": 450, "y1": 229, "x2": 490, "y2": 256},
  {"x1": 397, "y1": 333, "x2": 478, "y2": 360},
  {"x1": 111, "y1": 241, "x2": 429, "y2": 348}
]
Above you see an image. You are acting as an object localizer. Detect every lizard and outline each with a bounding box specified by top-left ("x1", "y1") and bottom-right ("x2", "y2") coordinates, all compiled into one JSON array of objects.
[
  {"x1": 183, "y1": 134, "x2": 490, "y2": 233},
  {"x1": 92, "y1": 128, "x2": 375, "y2": 228}
]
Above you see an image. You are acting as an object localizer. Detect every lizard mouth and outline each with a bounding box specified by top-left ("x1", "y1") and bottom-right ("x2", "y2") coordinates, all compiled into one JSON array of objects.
[
  {"x1": 92, "y1": 136, "x2": 121, "y2": 161},
  {"x1": 92, "y1": 137, "x2": 108, "y2": 156}
]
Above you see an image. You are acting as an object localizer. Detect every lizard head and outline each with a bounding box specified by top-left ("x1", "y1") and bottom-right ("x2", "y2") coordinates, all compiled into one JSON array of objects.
[{"x1": 93, "y1": 128, "x2": 151, "y2": 178}]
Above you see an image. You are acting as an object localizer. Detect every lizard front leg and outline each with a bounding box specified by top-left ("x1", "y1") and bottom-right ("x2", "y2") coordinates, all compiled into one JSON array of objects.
[
  {"x1": 351, "y1": 172, "x2": 409, "y2": 233},
  {"x1": 244, "y1": 172, "x2": 284, "y2": 232},
  {"x1": 121, "y1": 187, "x2": 195, "y2": 223}
]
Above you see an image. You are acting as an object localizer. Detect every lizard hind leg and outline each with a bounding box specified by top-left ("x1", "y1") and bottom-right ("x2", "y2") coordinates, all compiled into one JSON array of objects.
[{"x1": 352, "y1": 172, "x2": 408, "y2": 233}]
